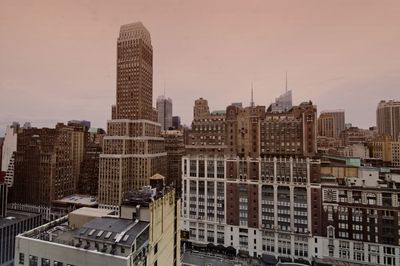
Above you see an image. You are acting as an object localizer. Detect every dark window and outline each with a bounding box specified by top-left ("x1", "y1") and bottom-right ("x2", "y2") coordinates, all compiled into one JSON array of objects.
[
  {"x1": 154, "y1": 243, "x2": 158, "y2": 254},
  {"x1": 41, "y1": 258, "x2": 50, "y2": 266},
  {"x1": 19, "y1": 253, "x2": 25, "y2": 264},
  {"x1": 154, "y1": 261, "x2": 158, "y2": 266}
]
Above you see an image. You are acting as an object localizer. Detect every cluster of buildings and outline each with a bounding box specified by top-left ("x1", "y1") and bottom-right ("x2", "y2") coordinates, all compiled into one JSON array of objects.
[
  {"x1": 181, "y1": 92, "x2": 400, "y2": 265},
  {"x1": 1, "y1": 20, "x2": 400, "y2": 266}
]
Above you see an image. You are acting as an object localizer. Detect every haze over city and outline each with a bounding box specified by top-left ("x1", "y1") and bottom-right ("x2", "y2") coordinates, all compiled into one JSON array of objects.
[{"x1": 1, "y1": 0, "x2": 400, "y2": 136}]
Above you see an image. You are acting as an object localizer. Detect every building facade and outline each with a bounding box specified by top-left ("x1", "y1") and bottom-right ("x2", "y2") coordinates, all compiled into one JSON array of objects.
[
  {"x1": 377, "y1": 100, "x2": 400, "y2": 141},
  {"x1": 1, "y1": 123, "x2": 19, "y2": 187},
  {"x1": 163, "y1": 130, "x2": 185, "y2": 196},
  {"x1": 182, "y1": 155, "x2": 321, "y2": 262},
  {"x1": 157, "y1": 95, "x2": 173, "y2": 131},
  {"x1": 318, "y1": 110, "x2": 345, "y2": 139},
  {"x1": 99, "y1": 22, "x2": 166, "y2": 208},
  {"x1": 11, "y1": 127, "x2": 75, "y2": 205},
  {"x1": 314, "y1": 161, "x2": 400, "y2": 266}
]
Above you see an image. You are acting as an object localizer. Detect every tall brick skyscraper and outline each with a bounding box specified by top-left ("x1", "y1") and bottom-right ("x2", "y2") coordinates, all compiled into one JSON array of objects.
[{"x1": 99, "y1": 22, "x2": 166, "y2": 208}]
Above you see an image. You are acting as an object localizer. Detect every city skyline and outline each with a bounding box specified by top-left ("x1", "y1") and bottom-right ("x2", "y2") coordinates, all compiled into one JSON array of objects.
[{"x1": 1, "y1": 0, "x2": 400, "y2": 135}]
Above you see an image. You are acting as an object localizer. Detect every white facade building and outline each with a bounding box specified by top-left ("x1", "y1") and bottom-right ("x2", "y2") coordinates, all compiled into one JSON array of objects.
[{"x1": 1, "y1": 123, "x2": 19, "y2": 187}]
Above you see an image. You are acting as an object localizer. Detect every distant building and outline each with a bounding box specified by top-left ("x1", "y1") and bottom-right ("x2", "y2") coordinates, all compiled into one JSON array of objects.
[
  {"x1": 15, "y1": 175, "x2": 180, "y2": 266},
  {"x1": 187, "y1": 98, "x2": 226, "y2": 155},
  {"x1": 0, "y1": 181, "x2": 7, "y2": 217},
  {"x1": 369, "y1": 135, "x2": 400, "y2": 167},
  {"x1": 1, "y1": 122, "x2": 20, "y2": 187},
  {"x1": 0, "y1": 137, "x2": 4, "y2": 172},
  {"x1": 162, "y1": 130, "x2": 185, "y2": 196},
  {"x1": 314, "y1": 157, "x2": 400, "y2": 266},
  {"x1": 78, "y1": 128, "x2": 105, "y2": 195},
  {"x1": 269, "y1": 90, "x2": 292, "y2": 113},
  {"x1": 11, "y1": 127, "x2": 75, "y2": 205},
  {"x1": 157, "y1": 95, "x2": 173, "y2": 130},
  {"x1": 318, "y1": 110, "x2": 345, "y2": 139},
  {"x1": 172, "y1": 116, "x2": 181, "y2": 129},
  {"x1": 377, "y1": 100, "x2": 400, "y2": 140}
]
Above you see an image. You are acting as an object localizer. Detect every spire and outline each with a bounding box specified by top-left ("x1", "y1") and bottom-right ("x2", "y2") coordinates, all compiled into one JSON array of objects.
[
  {"x1": 250, "y1": 82, "x2": 255, "y2": 107},
  {"x1": 285, "y1": 71, "x2": 288, "y2": 93}
]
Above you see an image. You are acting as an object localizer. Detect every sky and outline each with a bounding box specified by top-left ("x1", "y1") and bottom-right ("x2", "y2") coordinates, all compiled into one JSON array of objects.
[{"x1": 1, "y1": 0, "x2": 400, "y2": 136}]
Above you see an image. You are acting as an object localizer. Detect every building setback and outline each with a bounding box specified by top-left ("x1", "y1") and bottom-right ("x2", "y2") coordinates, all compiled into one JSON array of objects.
[{"x1": 99, "y1": 22, "x2": 166, "y2": 208}]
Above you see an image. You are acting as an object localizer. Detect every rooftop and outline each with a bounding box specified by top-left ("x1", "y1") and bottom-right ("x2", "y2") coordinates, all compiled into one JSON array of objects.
[
  {"x1": 53, "y1": 194, "x2": 98, "y2": 207},
  {"x1": 0, "y1": 209, "x2": 41, "y2": 229}
]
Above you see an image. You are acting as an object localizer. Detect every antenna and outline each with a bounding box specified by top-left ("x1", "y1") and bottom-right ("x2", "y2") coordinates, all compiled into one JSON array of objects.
[
  {"x1": 285, "y1": 71, "x2": 288, "y2": 93},
  {"x1": 250, "y1": 82, "x2": 255, "y2": 107}
]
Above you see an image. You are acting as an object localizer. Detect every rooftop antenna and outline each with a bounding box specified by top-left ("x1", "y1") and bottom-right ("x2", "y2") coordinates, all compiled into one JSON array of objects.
[
  {"x1": 250, "y1": 82, "x2": 255, "y2": 107},
  {"x1": 163, "y1": 80, "x2": 166, "y2": 97},
  {"x1": 285, "y1": 71, "x2": 288, "y2": 93}
]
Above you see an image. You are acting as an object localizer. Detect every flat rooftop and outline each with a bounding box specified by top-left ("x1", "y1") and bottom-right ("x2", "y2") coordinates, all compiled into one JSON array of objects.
[
  {"x1": 53, "y1": 194, "x2": 97, "y2": 206},
  {"x1": 0, "y1": 210, "x2": 41, "y2": 229}
]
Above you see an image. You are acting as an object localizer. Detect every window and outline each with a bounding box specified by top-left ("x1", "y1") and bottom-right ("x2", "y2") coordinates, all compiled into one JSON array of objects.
[
  {"x1": 41, "y1": 258, "x2": 50, "y2": 266},
  {"x1": 54, "y1": 262, "x2": 63, "y2": 266},
  {"x1": 29, "y1": 255, "x2": 38, "y2": 266},
  {"x1": 154, "y1": 261, "x2": 158, "y2": 266},
  {"x1": 154, "y1": 243, "x2": 158, "y2": 254},
  {"x1": 19, "y1": 253, "x2": 24, "y2": 264}
]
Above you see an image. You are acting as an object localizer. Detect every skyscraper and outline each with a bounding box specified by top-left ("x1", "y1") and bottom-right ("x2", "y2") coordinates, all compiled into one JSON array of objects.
[
  {"x1": 318, "y1": 110, "x2": 345, "y2": 138},
  {"x1": 377, "y1": 100, "x2": 400, "y2": 140},
  {"x1": 157, "y1": 95, "x2": 173, "y2": 130},
  {"x1": 99, "y1": 22, "x2": 166, "y2": 208}
]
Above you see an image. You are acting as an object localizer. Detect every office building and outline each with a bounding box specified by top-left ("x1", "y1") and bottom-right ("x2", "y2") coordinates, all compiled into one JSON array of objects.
[
  {"x1": 99, "y1": 22, "x2": 166, "y2": 208},
  {"x1": 15, "y1": 175, "x2": 180, "y2": 266},
  {"x1": 318, "y1": 110, "x2": 345, "y2": 139},
  {"x1": 162, "y1": 130, "x2": 185, "y2": 196},
  {"x1": 182, "y1": 156, "x2": 321, "y2": 263},
  {"x1": 369, "y1": 135, "x2": 400, "y2": 167},
  {"x1": 270, "y1": 90, "x2": 293, "y2": 113},
  {"x1": 377, "y1": 100, "x2": 400, "y2": 140},
  {"x1": 11, "y1": 126, "x2": 74, "y2": 205},
  {"x1": 187, "y1": 98, "x2": 226, "y2": 155},
  {"x1": 172, "y1": 116, "x2": 181, "y2": 129},
  {"x1": 313, "y1": 157, "x2": 400, "y2": 266},
  {"x1": 78, "y1": 128, "x2": 106, "y2": 195},
  {"x1": 157, "y1": 95, "x2": 173, "y2": 131},
  {"x1": 1, "y1": 123, "x2": 20, "y2": 187}
]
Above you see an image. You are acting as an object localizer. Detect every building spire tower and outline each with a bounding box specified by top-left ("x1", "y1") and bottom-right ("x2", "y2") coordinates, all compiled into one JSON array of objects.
[
  {"x1": 250, "y1": 82, "x2": 255, "y2": 107},
  {"x1": 99, "y1": 22, "x2": 166, "y2": 208}
]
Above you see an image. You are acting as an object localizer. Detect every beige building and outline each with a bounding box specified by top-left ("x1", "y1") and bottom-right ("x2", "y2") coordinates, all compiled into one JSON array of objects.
[
  {"x1": 15, "y1": 175, "x2": 180, "y2": 266},
  {"x1": 318, "y1": 110, "x2": 345, "y2": 139},
  {"x1": 369, "y1": 135, "x2": 400, "y2": 167},
  {"x1": 377, "y1": 100, "x2": 400, "y2": 140},
  {"x1": 99, "y1": 22, "x2": 166, "y2": 208}
]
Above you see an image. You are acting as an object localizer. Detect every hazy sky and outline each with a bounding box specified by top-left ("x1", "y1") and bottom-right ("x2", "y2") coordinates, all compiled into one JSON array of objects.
[{"x1": 1, "y1": 0, "x2": 400, "y2": 135}]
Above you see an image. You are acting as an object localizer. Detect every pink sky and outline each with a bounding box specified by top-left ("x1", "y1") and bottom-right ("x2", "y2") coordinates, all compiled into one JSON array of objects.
[{"x1": 1, "y1": 0, "x2": 399, "y2": 133}]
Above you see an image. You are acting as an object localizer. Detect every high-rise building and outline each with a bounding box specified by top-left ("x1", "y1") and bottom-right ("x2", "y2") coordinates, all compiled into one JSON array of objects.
[
  {"x1": 15, "y1": 175, "x2": 180, "y2": 266},
  {"x1": 1, "y1": 122, "x2": 20, "y2": 187},
  {"x1": 187, "y1": 98, "x2": 226, "y2": 155},
  {"x1": 172, "y1": 116, "x2": 181, "y2": 129},
  {"x1": 0, "y1": 181, "x2": 7, "y2": 217},
  {"x1": 0, "y1": 137, "x2": 3, "y2": 172},
  {"x1": 157, "y1": 95, "x2": 173, "y2": 131},
  {"x1": 269, "y1": 90, "x2": 293, "y2": 113},
  {"x1": 318, "y1": 110, "x2": 345, "y2": 139},
  {"x1": 78, "y1": 128, "x2": 106, "y2": 195},
  {"x1": 162, "y1": 130, "x2": 185, "y2": 196},
  {"x1": 377, "y1": 100, "x2": 400, "y2": 140},
  {"x1": 99, "y1": 22, "x2": 166, "y2": 208},
  {"x1": 369, "y1": 135, "x2": 400, "y2": 167},
  {"x1": 10, "y1": 127, "x2": 75, "y2": 205}
]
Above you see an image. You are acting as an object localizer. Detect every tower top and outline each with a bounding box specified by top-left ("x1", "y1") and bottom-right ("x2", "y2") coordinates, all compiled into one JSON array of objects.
[
  {"x1": 250, "y1": 82, "x2": 255, "y2": 107},
  {"x1": 119, "y1": 22, "x2": 151, "y2": 45}
]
